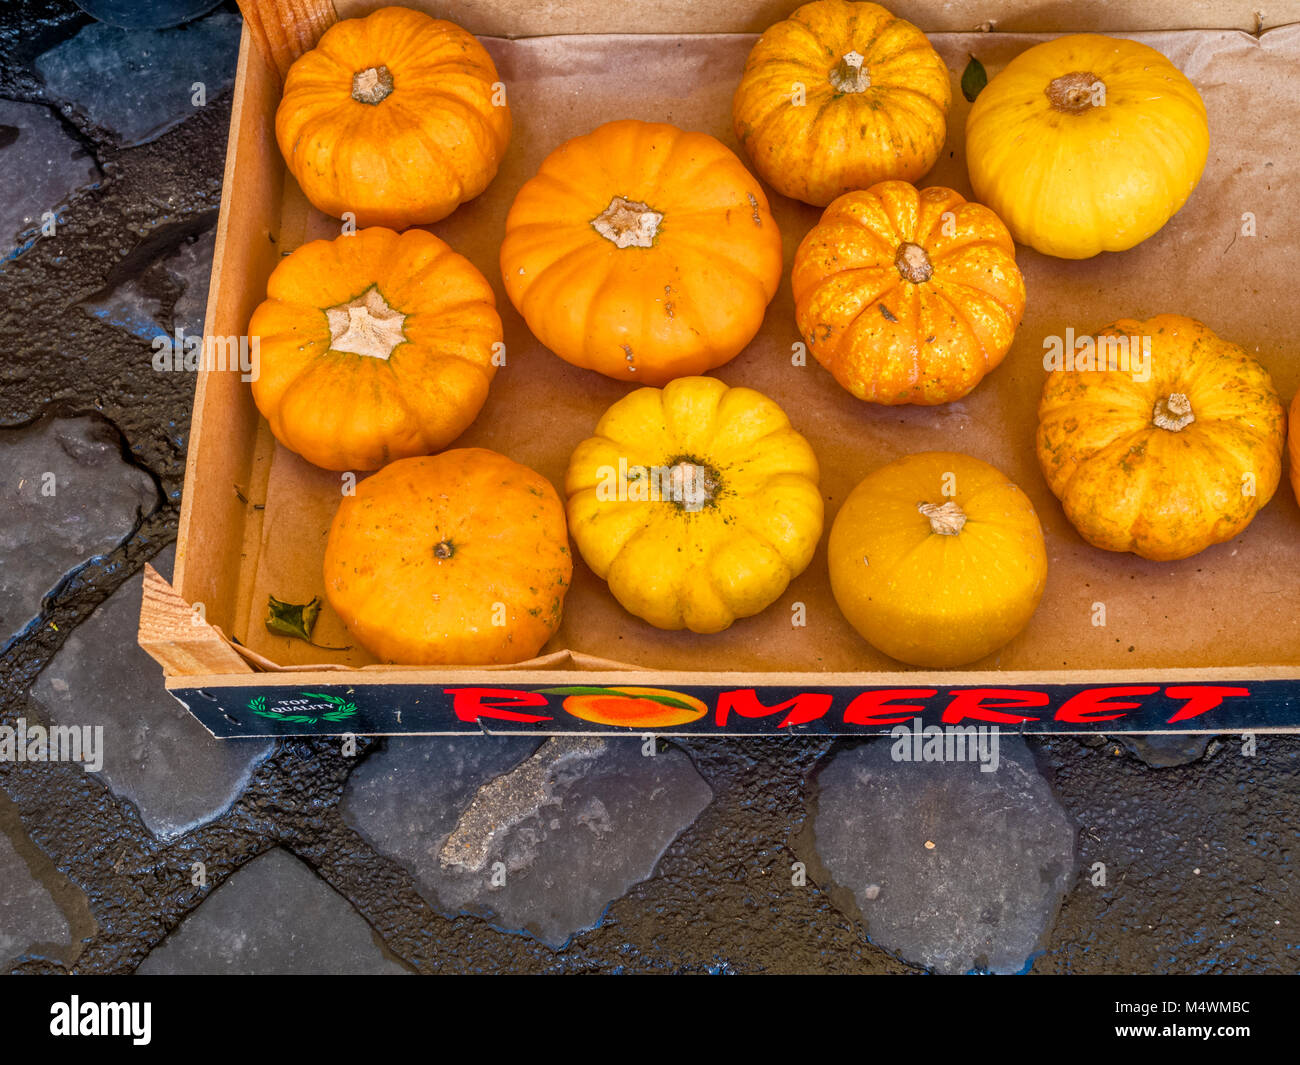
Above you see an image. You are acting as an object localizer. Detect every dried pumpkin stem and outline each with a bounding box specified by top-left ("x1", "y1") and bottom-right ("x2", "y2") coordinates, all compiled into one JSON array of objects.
[
  {"x1": 592, "y1": 196, "x2": 663, "y2": 248},
  {"x1": 352, "y1": 65, "x2": 395, "y2": 104},
  {"x1": 433, "y1": 540, "x2": 455, "y2": 560},
  {"x1": 665, "y1": 456, "x2": 721, "y2": 511},
  {"x1": 1046, "y1": 70, "x2": 1103, "y2": 113},
  {"x1": 829, "y1": 50, "x2": 871, "y2": 93},
  {"x1": 326, "y1": 285, "x2": 408, "y2": 360},
  {"x1": 895, "y1": 242, "x2": 933, "y2": 284},
  {"x1": 918, "y1": 501, "x2": 967, "y2": 536},
  {"x1": 1152, "y1": 392, "x2": 1195, "y2": 432}
]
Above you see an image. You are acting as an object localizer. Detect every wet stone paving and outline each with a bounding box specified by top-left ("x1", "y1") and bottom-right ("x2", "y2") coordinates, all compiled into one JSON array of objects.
[{"x1": 2, "y1": 2, "x2": 1299, "y2": 974}]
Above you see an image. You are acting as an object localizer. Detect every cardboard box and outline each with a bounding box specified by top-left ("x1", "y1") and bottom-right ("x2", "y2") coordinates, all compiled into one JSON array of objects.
[{"x1": 138, "y1": 0, "x2": 1300, "y2": 737}]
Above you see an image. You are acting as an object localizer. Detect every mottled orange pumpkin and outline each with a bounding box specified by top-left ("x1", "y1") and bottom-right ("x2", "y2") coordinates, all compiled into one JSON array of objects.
[
  {"x1": 323, "y1": 448, "x2": 572, "y2": 665},
  {"x1": 792, "y1": 181, "x2": 1026, "y2": 405},
  {"x1": 733, "y1": 0, "x2": 951, "y2": 206},
  {"x1": 249, "y1": 227, "x2": 501, "y2": 472},
  {"x1": 1037, "y1": 315, "x2": 1285, "y2": 561},
  {"x1": 500, "y1": 119, "x2": 783, "y2": 385},
  {"x1": 276, "y1": 6, "x2": 510, "y2": 228}
]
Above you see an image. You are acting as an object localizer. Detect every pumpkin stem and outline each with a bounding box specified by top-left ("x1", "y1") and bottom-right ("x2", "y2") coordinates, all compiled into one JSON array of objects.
[
  {"x1": 664, "y1": 456, "x2": 721, "y2": 512},
  {"x1": 894, "y1": 242, "x2": 933, "y2": 284},
  {"x1": 1152, "y1": 392, "x2": 1195, "y2": 432},
  {"x1": 918, "y1": 501, "x2": 967, "y2": 536},
  {"x1": 326, "y1": 285, "x2": 408, "y2": 361},
  {"x1": 592, "y1": 196, "x2": 663, "y2": 249},
  {"x1": 352, "y1": 65, "x2": 395, "y2": 105},
  {"x1": 829, "y1": 51, "x2": 871, "y2": 93},
  {"x1": 433, "y1": 540, "x2": 455, "y2": 560},
  {"x1": 1046, "y1": 71, "x2": 1103, "y2": 113}
]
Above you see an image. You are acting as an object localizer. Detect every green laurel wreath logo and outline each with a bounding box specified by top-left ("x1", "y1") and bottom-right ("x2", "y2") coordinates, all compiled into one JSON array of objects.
[{"x1": 247, "y1": 691, "x2": 358, "y2": 724}]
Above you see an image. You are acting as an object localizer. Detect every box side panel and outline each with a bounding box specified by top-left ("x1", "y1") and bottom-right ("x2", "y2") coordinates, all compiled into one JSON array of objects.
[
  {"x1": 333, "y1": 0, "x2": 1298, "y2": 34},
  {"x1": 168, "y1": 669, "x2": 1300, "y2": 736},
  {"x1": 173, "y1": 27, "x2": 285, "y2": 632}
]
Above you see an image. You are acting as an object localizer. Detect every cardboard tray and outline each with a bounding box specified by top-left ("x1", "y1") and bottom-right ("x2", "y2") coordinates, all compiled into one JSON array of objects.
[{"x1": 138, "y1": 0, "x2": 1300, "y2": 737}]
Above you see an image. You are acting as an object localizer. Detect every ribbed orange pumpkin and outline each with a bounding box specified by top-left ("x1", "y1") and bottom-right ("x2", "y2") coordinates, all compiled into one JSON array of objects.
[
  {"x1": 792, "y1": 181, "x2": 1026, "y2": 405},
  {"x1": 276, "y1": 6, "x2": 510, "y2": 228},
  {"x1": 249, "y1": 227, "x2": 501, "y2": 472},
  {"x1": 500, "y1": 119, "x2": 783, "y2": 385},
  {"x1": 733, "y1": 0, "x2": 951, "y2": 206},
  {"x1": 323, "y1": 449, "x2": 572, "y2": 665}
]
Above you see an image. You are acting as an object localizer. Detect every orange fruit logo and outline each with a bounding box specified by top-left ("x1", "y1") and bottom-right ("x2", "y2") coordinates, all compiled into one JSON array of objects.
[{"x1": 537, "y1": 686, "x2": 709, "y2": 728}]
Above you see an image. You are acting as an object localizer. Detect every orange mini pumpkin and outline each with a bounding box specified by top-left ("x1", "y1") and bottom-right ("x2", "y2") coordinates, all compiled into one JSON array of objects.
[
  {"x1": 792, "y1": 181, "x2": 1026, "y2": 405},
  {"x1": 500, "y1": 119, "x2": 783, "y2": 385},
  {"x1": 276, "y1": 6, "x2": 510, "y2": 228},
  {"x1": 249, "y1": 227, "x2": 501, "y2": 472},
  {"x1": 323, "y1": 448, "x2": 572, "y2": 665},
  {"x1": 1037, "y1": 315, "x2": 1286, "y2": 561},
  {"x1": 733, "y1": 0, "x2": 951, "y2": 206},
  {"x1": 1290, "y1": 391, "x2": 1300, "y2": 507}
]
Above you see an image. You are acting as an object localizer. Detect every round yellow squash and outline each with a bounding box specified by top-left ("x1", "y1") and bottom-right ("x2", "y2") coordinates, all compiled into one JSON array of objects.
[
  {"x1": 828, "y1": 451, "x2": 1047, "y2": 668},
  {"x1": 1037, "y1": 315, "x2": 1285, "y2": 561},
  {"x1": 733, "y1": 0, "x2": 951, "y2": 206},
  {"x1": 565, "y1": 377, "x2": 824, "y2": 633},
  {"x1": 966, "y1": 34, "x2": 1208, "y2": 258},
  {"x1": 323, "y1": 448, "x2": 572, "y2": 665}
]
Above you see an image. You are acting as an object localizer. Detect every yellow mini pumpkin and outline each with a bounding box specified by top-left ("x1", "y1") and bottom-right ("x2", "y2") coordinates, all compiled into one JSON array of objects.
[
  {"x1": 276, "y1": 6, "x2": 510, "y2": 228},
  {"x1": 500, "y1": 119, "x2": 783, "y2": 385},
  {"x1": 792, "y1": 181, "x2": 1026, "y2": 405},
  {"x1": 966, "y1": 34, "x2": 1208, "y2": 258},
  {"x1": 1037, "y1": 315, "x2": 1285, "y2": 561},
  {"x1": 733, "y1": 0, "x2": 951, "y2": 206},
  {"x1": 565, "y1": 377, "x2": 823, "y2": 632},
  {"x1": 828, "y1": 451, "x2": 1047, "y2": 668},
  {"x1": 323, "y1": 448, "x2": 572, "y2": 665},
  {"x1": 249, "y1": 227, "x2": 501, "y2": 472}
]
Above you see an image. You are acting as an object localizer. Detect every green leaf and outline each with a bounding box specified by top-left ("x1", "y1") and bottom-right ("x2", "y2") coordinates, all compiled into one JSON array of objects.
[
  {"x1": 961, "y1": 55, "x2": 987, "y2": 102},
  {"x1": 265, "y1": 596, "x2": 321, "y2": 641},
  {"x1": 535, "y1": 686, "x2": 699, "y2": 712}
]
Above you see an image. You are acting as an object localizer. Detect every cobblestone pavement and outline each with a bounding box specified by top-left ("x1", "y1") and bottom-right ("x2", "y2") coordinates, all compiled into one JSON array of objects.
[{"x1": 1, "y1": 2, "x2": 1297, "y2": 975}]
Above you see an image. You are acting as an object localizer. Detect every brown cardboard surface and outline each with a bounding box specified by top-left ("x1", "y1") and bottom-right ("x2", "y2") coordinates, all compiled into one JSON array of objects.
[
  {"x1": 185, "y1": 23, "x2": 1300, "y2": 677},
  {"x1": 333, "y1": 0, "x2": 1300, "y2": 34}
]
